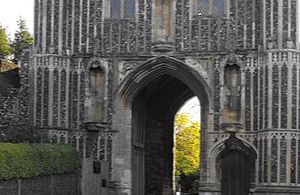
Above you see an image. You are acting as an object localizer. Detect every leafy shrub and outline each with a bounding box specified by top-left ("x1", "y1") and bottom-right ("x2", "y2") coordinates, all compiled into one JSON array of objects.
[{"x1": 0, "y1": 143, "x2": 80, "y2": 181}]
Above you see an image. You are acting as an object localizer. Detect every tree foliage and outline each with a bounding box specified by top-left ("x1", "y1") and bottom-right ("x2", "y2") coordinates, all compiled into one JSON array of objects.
[
  {"x1": 11, "y1": 18, "x2": 33, "y2": 63},
  {"x1": 175, "y1": 113, "x2": 200, "y2": 176},
  {"x1": 0, "y1": 25, "x2": 12, "y2": 58}
]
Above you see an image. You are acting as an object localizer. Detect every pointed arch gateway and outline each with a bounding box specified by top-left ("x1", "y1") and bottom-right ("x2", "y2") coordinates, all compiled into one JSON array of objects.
[{"x1": 119, "y1": 56, "x2": 212, "y2": 194}]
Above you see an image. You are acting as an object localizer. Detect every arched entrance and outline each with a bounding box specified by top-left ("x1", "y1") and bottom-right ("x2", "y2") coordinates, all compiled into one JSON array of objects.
[
  {"x1": 119, "y1": 57, "x2": 211, "y2": 195},
  {"x1": 218, "y1": 135, "x2": 257, "y2": 195}
]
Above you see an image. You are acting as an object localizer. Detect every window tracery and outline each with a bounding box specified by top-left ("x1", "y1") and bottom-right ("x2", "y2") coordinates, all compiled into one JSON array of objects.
[
  {"x1": 196, "y1": 0, "x2": 226, "y2": 17},
  {"x1": 110, "y1": 0, "x2": 136, "y2": 19}
]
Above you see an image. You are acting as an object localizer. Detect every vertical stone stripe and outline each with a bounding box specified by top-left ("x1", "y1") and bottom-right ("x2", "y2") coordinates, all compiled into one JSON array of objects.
[
  {"x1": 282, "y1": 0, "x2": 289, "y2": 47},
  {"x1": 129, "y1": 22, "x2": 137, "y2": 52},
  {"x1": 286, "y1": 136, "x2": 291, "y2": 184},
  {"x1": 250, "y1": 57, "x2": 254, "y2": 131},
  {"x1": 263, "y1": 138, "x2": 268, "y2": 183},
  {"x1": 138, "y1": 0, "x2": 145, "y2": 52},
  {"x1": 182, "y1": 0, "x2": 190, "y2": 51},
  {"x1": 236, "y1": 0, "x2": 244, "y2": 49},
  {"x1": 111, "y1": 22, "x2": 120, "y2": 53},
  {"x1": 264, "y1": 63, "x2": 268, "y2": 129},
  {"x1": 79, "y1": 70, "x2": 85, "y2": 124},
  {"x1": 267, "y1": 135, "x2": 271, "y2": 184},
  {"x1": 259, "y1": 65, "x2": 264, "y2": 130},
  {"x1": 65, "y1": 59, "x2": 70, "y2": 128},
  {"x1": 270, "y1": 0, "x2": 273, "y2": 37},
  {"x1": 252, "y1": 0, "x2": 255, "y2": 48},
  {"x1": 271, "y1": 136, "x2": 278, "y2": 183},
  {"x1": 291, "y1": 64, "x2": 297, "y2": 129},
  {"x1": 58, "y1": 0, "x2": 63, "y2": 54},
  {"x1": 280, "y1": 63, "x2": 288, "y2": 129},
  {"x1": 175, "y1": 0, "x2": 183, "y2": 51},
  {"x1": 77, "y1": 70, "x2": 81, "y2": 128},
  {"x1": 210, "y1": 19, "x2": 218, "y2": 51},
  {"x1": 277, "y1": 0, "x2": 283, "y2": 49},
  {"x1": 33, "y1": 57, "x2": 38, "y2": 126},
  {"x1": 245, "y1": 66, "x2": 251, "y2": 131},
  {"x1": 191, "y1": 17, "x2": 199, "y2": 51},
  {"x1": 280, "y1": 137, "x2": 287, "y2": 183},
  {"x1": 50, "y1": 0, "x2": 55, "y2": 47},
  {"x1": 71, "y1": 0, "x2": 75, "y2": 54},
  {"x1": 287, "y1": 53, "x2": 293, "y2": 129},
  {"x1": 85, "y1": 0, "x2": 90, "y2": 53},
  {"x1": 120, "y1": 22, "x2": 128, "y2": 52},
  {"x1": 79, "y1": 0, "x2": 83, "y2": 53},
  {"x1": 278, "y1": 54, "x2": 282, "y2": 127},
  {"x1": 296, "y1": 0, "x2": 299, "y2": 49},
  {"x1": 145, "y1": 0, "x2": 152, "y2": 52},
  {"x1": 46, "y1": 0, "x2": 52, "y2": 51},
  {"x1": 213, "y1": 66, "x2": 220, "y2": 131},
  {"x1": 246, "y1": 0, "x2": 253, "y2": 49},
  {"x1": 48, "y1": 57, "x2": 54, "y2": 126},
  {"x1": 291, "y1": 138, "x2": 296, "y2": 183},
  {"x1": 87, "y1": 0, "x2": 93, "y2": 53},
  {"x1": 43, "y1": 63, "x2": 50, "y2": 127},
  {"x1": 34, "y1": 0, "x2": 40, "y2": 49},
  {"x1": 255, "y1": 0, "x2": 262, "y2": 48},
  {"x1": 287, "y1": 0, "x2": 291, "y2": 39},
  {"x1": 259, "y1": 138, "x2": 263, "y2": 183},
  {"x1": 273, "y1": 0, "x2": 279, "y2": 45},
  {"x1": 97, "y1": 0, "x2": 104, "y2": 53},
  {"x1": 253, "y1": 65, "x2": 259, "y2": 131},
  {"x1": 297, "y1": 138, "x2": 300, "y2": 184},
  {"x1": 60, "y1": 68, "x2": 67, "y2": 127},
  {"x1": 272, "y1": 61, "x2": 279, "y2": 128},
  {"x1": 57, "y1": 60, "x2": 61, "y2": 127},
  {"x1": 36, "y1": 65, "x2": 43, "y2": 126},
  {"x1": 268, "y1": 53, "x2": 273, "y2": 129},
  {"x1": 290, "y1": 0, "x2": 300, "y2": 45},
  {"x1": 107, "y1": 61, "x2": 114, "y2": 130},
  {"x1": 42, "y1": 0, "x2": 47, "y2": 53}
]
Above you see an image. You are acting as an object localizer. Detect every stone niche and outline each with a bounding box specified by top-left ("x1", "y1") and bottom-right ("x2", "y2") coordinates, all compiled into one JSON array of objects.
[
  {"x1": 222, "y1": 64, "x2": 241, "y2": 124},
  {"x1": 85, "y1": 61, "x2": 106, "y2": 123}
]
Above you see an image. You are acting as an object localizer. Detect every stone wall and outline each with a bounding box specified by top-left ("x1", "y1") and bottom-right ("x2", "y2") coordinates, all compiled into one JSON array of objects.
[{"x1": 0, "y1": 174, "x2": 80, "y2": 195}]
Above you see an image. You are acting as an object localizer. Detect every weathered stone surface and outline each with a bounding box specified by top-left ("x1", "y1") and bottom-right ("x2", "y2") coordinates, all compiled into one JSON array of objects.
[{"x1": 1, "y1": 0, "x2": 299, "y2": 194}]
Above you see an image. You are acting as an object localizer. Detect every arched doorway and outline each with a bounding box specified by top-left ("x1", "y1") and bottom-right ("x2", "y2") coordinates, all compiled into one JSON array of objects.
[
  {"x1": 218, "y1": 135, "x2": 257, "y2": 195},
  {"x1": 119, "y1": 57, "x2": 211, "y2": 195}
]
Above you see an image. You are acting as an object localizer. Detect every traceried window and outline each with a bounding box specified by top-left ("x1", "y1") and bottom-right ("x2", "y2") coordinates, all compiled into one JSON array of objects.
[
  {"x1": 197, "y1": 0, "x2": 226, "y2": 17},
  {"x1": 111, "y1": 0, "x2": 136, "y2": 19}
]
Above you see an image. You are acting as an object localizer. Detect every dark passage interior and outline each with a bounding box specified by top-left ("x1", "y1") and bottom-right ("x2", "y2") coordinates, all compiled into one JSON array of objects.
[{"x1": 132, "y1": 74, "x2": 196, "y2": 195}]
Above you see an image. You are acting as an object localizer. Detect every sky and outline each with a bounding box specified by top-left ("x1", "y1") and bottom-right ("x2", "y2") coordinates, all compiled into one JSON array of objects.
[
  {"x1": 0, "y1": 0, "x2": 34, "y2": 38},
  {"x1": 178, "y1": 97, "x2": 201, "y2": 122}
]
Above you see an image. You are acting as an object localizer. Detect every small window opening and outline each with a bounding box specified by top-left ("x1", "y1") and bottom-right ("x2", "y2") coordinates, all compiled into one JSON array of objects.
[
  {"x1": 110, "y1": 0, "x2": 136, "y2": 19},
  {"x1": 197, "y1": 0, "x2": 226, "y2": 17}
]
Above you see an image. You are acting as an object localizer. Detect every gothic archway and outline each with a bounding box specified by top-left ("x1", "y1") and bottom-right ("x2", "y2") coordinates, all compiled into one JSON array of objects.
[
  {"x1": 218, "y1": 135, "x2": 257, "y2": 195},
  {"x1": 119, "y1": 56, "x2": 212, "y2": 194}
]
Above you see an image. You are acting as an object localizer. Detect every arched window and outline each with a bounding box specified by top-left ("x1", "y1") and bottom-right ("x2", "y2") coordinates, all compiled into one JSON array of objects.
[
  {"x1": 197, "y1": 0, "x2": 226, "y2": 17},
  {"x1": 110, "y1": 0, "x2": 136, "y2": 19}
]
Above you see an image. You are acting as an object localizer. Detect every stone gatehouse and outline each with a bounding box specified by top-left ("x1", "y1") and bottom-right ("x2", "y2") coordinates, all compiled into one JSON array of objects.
[{"x1": 6, "y1": 0, "x2": 300, "y2": 194}]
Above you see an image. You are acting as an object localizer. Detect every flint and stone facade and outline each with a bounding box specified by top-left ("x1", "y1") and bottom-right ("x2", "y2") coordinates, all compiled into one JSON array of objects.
[{"x1": 16, "y1": 0, "x2": 300, "y2": 194}]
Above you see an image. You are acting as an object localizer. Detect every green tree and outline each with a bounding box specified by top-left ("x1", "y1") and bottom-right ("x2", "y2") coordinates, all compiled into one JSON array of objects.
[
  {"x1": 175, "y1": 113, "x2": 200, "y2": 176},
  {"x1": 0, "y1": 25, "x2": 12, "y2": 58},
  {"x1": 11, "y1": 18, "x2": 33, "y2": 62}
]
